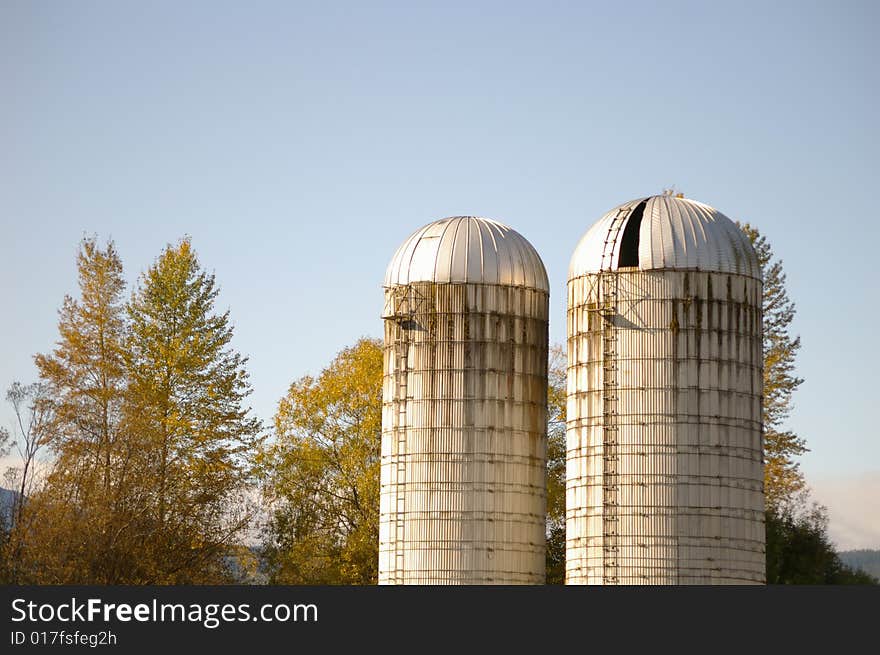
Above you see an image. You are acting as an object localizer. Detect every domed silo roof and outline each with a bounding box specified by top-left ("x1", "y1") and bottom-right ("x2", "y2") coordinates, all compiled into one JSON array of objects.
[
  {"x1": 385, "y1": 216, "x2": 549, "y2": 292},
  {"x1": 569, "y1": 195, "x2": 760, "y2": 279}
]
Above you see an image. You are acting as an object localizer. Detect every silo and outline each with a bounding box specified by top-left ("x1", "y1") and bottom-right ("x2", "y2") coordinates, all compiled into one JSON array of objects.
[
  {"x1": 379, "y1": 216, "x2": 549, "y2": 584},
  {"x1": 566, "y1": 195, "x2": 765, "y2": 585}
]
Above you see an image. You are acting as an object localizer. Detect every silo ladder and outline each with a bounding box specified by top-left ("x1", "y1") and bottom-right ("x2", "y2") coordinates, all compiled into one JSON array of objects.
[{"x1": 599, "y1": 206, "x2": 628, "y2": 585}]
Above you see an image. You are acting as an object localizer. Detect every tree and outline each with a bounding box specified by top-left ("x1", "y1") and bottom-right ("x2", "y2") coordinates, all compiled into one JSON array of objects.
[
  {"x1": 125, "y1": 237, "x2": 262, "y2": 583},
  {"x1": 7, "y1": 237, "x2": 260, "y2": 584},
  {"x1": 545, "y1": 345, "x2": 566, "y2": 584},
  {"x1": 738, "y1": 223, "x2": 807, "y2": 510},
  {"x1": 3, "y1": 238, "x2": 130, "y2": 583},
  {"x1": 4, "y1": 382, "x2": 52, "y2": 525},
  {"x1": 766, "y1": 500, "x2": 877, "y2": 584},
  {"x1": 0, "y1": 382, "x2": 52, "y2": 582},
  {"x1": 737, "y1": 224, "x2": 873, "y2": 583},
  {"x1": 259, "y1": 338, "x2": 382, "y2": 585},
  {"x1": 34, "y1": 237, "x2": 128, "y2": 483}
]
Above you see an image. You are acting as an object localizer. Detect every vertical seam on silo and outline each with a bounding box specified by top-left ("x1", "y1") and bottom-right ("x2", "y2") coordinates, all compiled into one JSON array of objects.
[
  {"x1": 402, "y1": 227, "x2": 423, "y2": 285},
  {"x1": 713, "y1": 210, "x2": 732, "y2": 274},
  {"x1": 436, "y1": 218, "x2": 458, "y2": 282},
  {"x1": 476, "y1": 219, "x2": 485, "y2": 285},
  {"x1": 514, "y1": 229, "x2": 530, "y2": 288},
  {"x1": 712, "y1": 208, "x2": 723, "y2": 272},
  {"x1": 451, "y1": 218, "x2": 465, "y2": 282},
  {"x1": 724, "y1": 212, "x2": 747, "y2": 277},
  {"x1": 698, "y1": 204, "x2": 719, "y2": 273},
  {"x1": 692, "y1": 202, "x2": 710, "y2": 272},
  {"x1": 464, "y1": 218, "x2": 470, "y2": 284},
  {"x1": 648, "y1": 197, "x2": 663, "y2": 270},
  {"x1": 636, "y1": 199, "x2": 649, "y2": 270},
  {"x1": 683, "y1": 201, "x2": 700, "y2": 269},
  {"x1": 526, "y1": 234, "x2": 546, "y2": 292},
  {"x1": 485, "y1": 220, "x2": 500, "y2": 284},
  {"x1": 669, "y1": 197, "x2": 685, "y2": 267}
]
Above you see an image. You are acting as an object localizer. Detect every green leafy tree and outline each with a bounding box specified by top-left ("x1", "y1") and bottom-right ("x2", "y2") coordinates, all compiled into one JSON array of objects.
[
  {"x1": 259, "y1": 338, "x2": 382, "y2": 584},
  {"x1": 125, "y1": 238, "x2": 262, "y2": 583},
  {"x1": 738, "y1": 223, "x2": 807, "y2": 510},
  {"x1": 766, "y1": 502, "x2": 877, "y2": 584}
]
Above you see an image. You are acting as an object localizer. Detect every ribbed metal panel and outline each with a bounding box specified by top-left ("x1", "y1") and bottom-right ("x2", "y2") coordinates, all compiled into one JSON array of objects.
[
  {"x1": 379, "y1": 281, "x2": 549, "y2": 584},
  {"x1": 385, "y1": 216, "x2": 551, "y2": 292},
  {"x1": 569, "y1": 196, "x2": 761, "y2": 280},
  {"x1": 565, "y1": 270, "x2": 765, "y2": 585}
]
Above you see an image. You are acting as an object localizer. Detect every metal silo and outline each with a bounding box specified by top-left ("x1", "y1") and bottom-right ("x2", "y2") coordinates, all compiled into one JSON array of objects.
[
  {"x1": 566, "y1": 195, "x2": 765, "y2": 585},
  {"x1": 379, "y1": 216, "x2": 549, "y2": 584}
]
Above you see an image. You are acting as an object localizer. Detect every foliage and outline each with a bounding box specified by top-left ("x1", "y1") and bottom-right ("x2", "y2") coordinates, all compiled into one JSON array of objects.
[
  {"x1": 3, "y1": 382, "x2": 52, "y2": 524},
  {"x1": 4, "y1": 238, "x2": 130, "y2": 583},
  {"x1": 259, "y1": 338, "x2": 382, "y2": 584},
  {"x1": 2, "y1": 237, "x2": 259, "y2": 584},
  {"x1": 545, "y1": 345, "x2": 566, "y2": 584},
  {"x1": 738, "y1": 223, "x2": 807, "y2": 509},
  {"x1": 34, "y1": 238, "x2": 128, "y2": 464},
  {"x1": 766, "y1": 500, "x2": 877, "y2": 584},
  {"x1": 2, "y1": 227, "x2": 864, "y2": 587},
  {"x1": 124, "y1": 238, "x2": 262, "y2": 582},
  {"x1": 737, "y1": 224, "x2": 873, "y2": 584},
  {"x1": 0, "y1": 382, "x2": 52, "y2": 582}
]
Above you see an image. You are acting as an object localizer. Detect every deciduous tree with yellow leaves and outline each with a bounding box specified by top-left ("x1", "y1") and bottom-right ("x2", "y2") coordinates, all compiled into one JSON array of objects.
[
  {"x1": 2, "y1": 237, "x2": 260, "y2": 583},
  {"x1": 259, "y1": 338, "x2": 382, "y2": 584}
]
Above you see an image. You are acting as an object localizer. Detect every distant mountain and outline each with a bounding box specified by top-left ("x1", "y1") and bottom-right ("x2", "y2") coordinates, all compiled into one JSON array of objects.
[{"x1": 839, "y1": 550, "x2": 880, "y2": 579}]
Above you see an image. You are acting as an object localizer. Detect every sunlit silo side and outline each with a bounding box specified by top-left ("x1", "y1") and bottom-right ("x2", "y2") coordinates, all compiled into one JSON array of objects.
[
  {"x1": 379, "y1": 216, "x2": 549, "y2": 584},
  {"x1": 566, "y1": 195, "x2": 765, "y2": 585}
]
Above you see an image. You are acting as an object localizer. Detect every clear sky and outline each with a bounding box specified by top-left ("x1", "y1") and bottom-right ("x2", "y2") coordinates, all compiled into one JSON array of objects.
[{"x1": 1, "y1": 1, "x2": 878, "y2": 547}]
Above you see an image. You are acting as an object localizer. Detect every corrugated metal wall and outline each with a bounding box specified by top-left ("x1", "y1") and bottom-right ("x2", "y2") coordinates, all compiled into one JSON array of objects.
[
  {"x1": 565, "y1": 270, "x2": 765, "y2": 584},
  {"x1": 379, "y1": 281, "x2": 549, "y2": 584}
]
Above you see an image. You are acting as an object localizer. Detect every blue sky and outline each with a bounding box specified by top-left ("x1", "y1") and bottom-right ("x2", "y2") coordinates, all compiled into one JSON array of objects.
[{"x1": 1, "y1": 1, "x2": 878, "y2": 546}]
